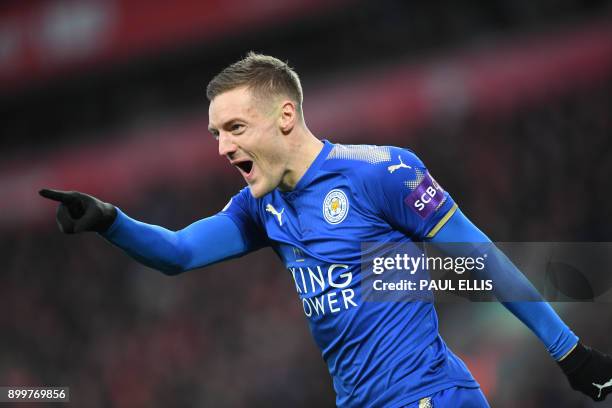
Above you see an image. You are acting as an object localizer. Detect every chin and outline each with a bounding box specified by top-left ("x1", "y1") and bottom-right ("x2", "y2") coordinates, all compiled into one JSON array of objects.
[{"x1": 247, "y1": 183, "x2": 272, "y2": 199}]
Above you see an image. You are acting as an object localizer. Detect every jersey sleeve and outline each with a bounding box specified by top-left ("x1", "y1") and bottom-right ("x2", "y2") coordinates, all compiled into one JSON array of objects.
[
  {"x1": 367, "y1": 147, "x2": 458, "y2": 240},
  {"x1": 217, "y1": 187, "x2": 268, "y2": 251},
  {"x1": 102, "y1": 209, "x2": 252, "y2": 275},
  {"x1": 430, "y1": 207, "x2": 579, "y2": 360}
]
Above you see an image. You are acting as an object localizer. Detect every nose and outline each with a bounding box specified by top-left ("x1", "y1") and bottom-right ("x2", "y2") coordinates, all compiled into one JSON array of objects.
[{"x1": 218, "y1": 132, "x2": 237, "y2": 158}]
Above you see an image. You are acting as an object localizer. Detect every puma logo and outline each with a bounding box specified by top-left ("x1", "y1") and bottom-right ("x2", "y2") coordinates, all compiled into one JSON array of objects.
[
  {"x1": 266, "y1": 204, "x2": 284, "y2": 226},
  {"x1": 387, "y1": 155, "x2": 412, "y2": 173},
  {"x1": 593, "y1": 378, "x2": 612, "y2": 399}
]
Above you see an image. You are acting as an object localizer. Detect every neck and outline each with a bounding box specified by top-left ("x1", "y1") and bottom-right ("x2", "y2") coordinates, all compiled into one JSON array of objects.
[{"x1": 279, "y1": 127, "x2": 324, "y2": 191}]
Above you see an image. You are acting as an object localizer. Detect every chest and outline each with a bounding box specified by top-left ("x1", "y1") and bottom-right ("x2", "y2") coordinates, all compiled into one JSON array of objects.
[{"x1": 260, "y1": 178, "x2": 401, "y2": 265}]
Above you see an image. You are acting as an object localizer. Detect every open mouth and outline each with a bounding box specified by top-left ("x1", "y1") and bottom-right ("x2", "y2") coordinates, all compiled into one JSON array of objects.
[{"x1": 235, "y1": 160, "x2": 253, "y2": 175}]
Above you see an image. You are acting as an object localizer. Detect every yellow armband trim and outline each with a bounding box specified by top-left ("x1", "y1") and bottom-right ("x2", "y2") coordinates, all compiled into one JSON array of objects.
[
  {"x1": 557, "y1": 342, "x2": 578, "y2": 362},
  {"x1": 425, "y1": 203, "x2": 458, "y2": 239}
]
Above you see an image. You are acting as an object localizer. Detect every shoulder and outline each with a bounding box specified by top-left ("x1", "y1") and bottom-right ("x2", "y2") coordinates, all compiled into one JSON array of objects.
[
  {"x1": 220, "y1": 186, "x2": 261, "y2": 219},
  {"x1": 322, "y1": 142, "x2": 426, "y2": 185},
  {"x1": 218, "y1": 187, "x2": 269, "y2": 235},
  {"x1": 224, "y1": 186, "x2": 253, "y2": 207},
  {"x1": 324, "y1": 143, "x2": 394, "y2": 167}
]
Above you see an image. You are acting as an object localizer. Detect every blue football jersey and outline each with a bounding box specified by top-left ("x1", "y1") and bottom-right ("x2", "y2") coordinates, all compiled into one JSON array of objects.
[{"x1": 220, "y1": 141, "x2": 479, "y2": 407}]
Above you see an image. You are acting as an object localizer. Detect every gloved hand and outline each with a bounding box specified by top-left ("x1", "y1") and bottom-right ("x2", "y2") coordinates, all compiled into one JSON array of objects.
[
  {"x1": 559, "y1": 342, "x2": 612, "y2": 401},
  {"x1": 39, "y1": 189, "x2": 117, "y2": 233}
]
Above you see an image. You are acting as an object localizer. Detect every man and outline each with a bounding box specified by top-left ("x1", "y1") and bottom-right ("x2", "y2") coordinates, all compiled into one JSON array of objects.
[{"x1": 40, "y1": 53, "x2": 612, "y2": 407}]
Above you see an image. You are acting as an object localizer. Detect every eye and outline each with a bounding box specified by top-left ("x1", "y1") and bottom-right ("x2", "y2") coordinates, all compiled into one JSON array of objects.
[
  {"x1": 231, "y1": 123, "x2": 245, "y2": 134},
  {"x1": 210, "y1": 130, "x2": 219, "y2": 141}
]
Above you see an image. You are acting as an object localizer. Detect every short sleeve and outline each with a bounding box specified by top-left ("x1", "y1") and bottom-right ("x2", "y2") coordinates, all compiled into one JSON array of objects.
[
  {"x1": 368, "y1": 147, "x2": 458, "y2": 240},
  {"x1": 217, "y1": 187, "x2": 268, "y2": 251}
]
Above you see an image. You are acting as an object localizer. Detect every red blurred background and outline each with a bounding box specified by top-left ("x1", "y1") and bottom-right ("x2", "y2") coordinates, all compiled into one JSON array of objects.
[{"x1": 1, "y1": 1, "x2": 611, "y2": 407}]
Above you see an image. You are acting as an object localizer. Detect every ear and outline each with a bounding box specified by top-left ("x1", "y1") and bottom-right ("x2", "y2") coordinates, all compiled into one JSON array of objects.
[{"x1": 278, "y1": 100, "x2": 297, "y2": 135}]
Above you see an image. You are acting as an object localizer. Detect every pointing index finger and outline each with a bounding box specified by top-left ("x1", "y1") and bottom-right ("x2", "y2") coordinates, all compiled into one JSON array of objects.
[{"x1": 39, "y1": 188, "x2": 73, "y2": 203}]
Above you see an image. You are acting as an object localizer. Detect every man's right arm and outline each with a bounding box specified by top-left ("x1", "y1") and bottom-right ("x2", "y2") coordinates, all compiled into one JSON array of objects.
[
  {"x1": 102, "y1": 208, "x2": 250, "y2": 275},
  {"x1": 39, "y1": 188, "x2": 258, "y2": 276}
]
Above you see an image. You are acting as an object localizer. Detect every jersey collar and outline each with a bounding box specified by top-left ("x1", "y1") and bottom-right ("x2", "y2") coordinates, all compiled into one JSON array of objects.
[{"x1": 282, "y1": 139, "x2": 333, "y2": 196}]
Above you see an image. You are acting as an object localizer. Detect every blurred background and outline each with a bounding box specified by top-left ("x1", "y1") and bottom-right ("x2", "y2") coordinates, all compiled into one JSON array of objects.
[{"x1": 1, "y1": 0, "x2": 612, "y2": 407}]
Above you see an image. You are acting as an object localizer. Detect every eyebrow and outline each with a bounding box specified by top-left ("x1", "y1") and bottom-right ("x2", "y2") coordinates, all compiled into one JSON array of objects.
[{"x1": 208, "y1": 118, "x2": 243, "y2": 134}]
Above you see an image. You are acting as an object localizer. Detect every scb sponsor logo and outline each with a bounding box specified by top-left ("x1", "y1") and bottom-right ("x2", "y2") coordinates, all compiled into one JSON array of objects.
[
  {"x1": 405, "y1": 172, "x2": 445, "y2": 218},
  {"x1": 414, "y1": 185, "x2": 438, "y2": 211}
]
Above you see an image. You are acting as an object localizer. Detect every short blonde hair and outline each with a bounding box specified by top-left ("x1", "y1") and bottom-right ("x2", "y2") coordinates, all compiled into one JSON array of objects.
[{"x1": 206, "y1": 52, "x2": 303, "y2": 116}]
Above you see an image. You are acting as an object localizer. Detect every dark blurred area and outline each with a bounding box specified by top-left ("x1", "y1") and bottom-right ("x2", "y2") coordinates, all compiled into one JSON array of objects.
[{"x1": 1, "y1": 0, "x2": 612, "y2": 407}]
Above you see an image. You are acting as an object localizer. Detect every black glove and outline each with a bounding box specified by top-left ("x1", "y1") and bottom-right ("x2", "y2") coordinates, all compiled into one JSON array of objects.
[
  {"x1": 39, "y1": 189, "x2": 117, "y2": 233},
  {"x1": 559, "y1": 342, "x2": 612, "y2": 401}
]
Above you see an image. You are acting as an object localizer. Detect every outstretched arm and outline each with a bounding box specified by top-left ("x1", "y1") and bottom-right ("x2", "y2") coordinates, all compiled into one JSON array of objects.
[
  {"x1": 39, "y1": 189, "x2": 253, "y2": 275},
  {"x1": 102, "y1": 208, "x2": 250, "y2": 275},
  {"x1": 428, "y1": 208, "x2": 578, "y2": 359},
  {"x1": 428, "y1": 208, "x2": 612, "y2": 401}
]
